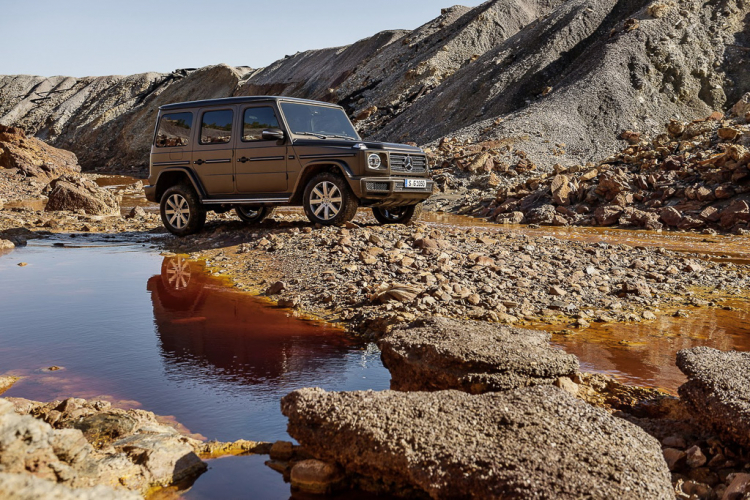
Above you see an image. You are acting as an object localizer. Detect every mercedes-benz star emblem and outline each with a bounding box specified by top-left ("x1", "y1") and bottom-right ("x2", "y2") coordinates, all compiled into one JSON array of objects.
[{"x1": 405, "y1": 156, "x2": 414, "y2": 171}]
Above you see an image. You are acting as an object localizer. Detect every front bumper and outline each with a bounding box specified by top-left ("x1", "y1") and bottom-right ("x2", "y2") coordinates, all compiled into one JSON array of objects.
[
  {"x1": 358, "y1": 177, "x2": 434, "y2": 207},
  {"x1": 144, "y1": 185, "x2": 157, "y2": 203}
]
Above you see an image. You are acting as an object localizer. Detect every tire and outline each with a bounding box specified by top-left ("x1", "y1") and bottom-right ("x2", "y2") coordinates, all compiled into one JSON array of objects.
[
  {"x1": 372, "y1": 203, "x2": 423, "y2": 225},
  {"x1": 160, "y1": 184, "x2": 206, "y2": 236},
  {"x1": 235, "y1": 206, "x2": 274, "y2": 224},
  {"x1": 303, "y1": 172, "x2": 359, "y2": 226}
]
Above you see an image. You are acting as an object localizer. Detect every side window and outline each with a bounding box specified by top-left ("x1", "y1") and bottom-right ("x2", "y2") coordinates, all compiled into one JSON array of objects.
[
  {"x1": 200, "y1": 109, "x2": 233, "y2": 145},
  {"x1": 155, "y1": 112, "x2": 192, "y2": 148},
  {"x1": 242, "y1": 107, "x2": 281, "y2": 142}
]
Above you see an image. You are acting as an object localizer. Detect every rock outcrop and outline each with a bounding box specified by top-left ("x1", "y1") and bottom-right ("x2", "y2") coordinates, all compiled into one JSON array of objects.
[
  {"x1": 282, "y1": 386, "x2": 673, "y2": 499},
  {"x1": 1, "y1": 397, "x2": 206, "y2": 495},
  {"x1": 44, "y1": 174, "x2": 120, "y2": 215},
  {"x1": 1, "y1": 0, "x2": 748, "y2": 172},
  {"x1": 676, "y1": 347, "x2": 750, "y2": 448},
  {"x1": 379, "y1": 317, "x2": 578, "y2": 392}
]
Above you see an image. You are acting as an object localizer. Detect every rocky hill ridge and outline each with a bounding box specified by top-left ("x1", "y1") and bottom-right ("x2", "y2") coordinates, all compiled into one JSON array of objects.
[{"x1": 0, "y1": 0, "x2": 748, "y2": 175}]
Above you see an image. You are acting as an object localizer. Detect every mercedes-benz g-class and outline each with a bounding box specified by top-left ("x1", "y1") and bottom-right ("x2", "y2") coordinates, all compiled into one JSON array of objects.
[{"x1": 144, "y1": 96, "x2": 433, "y2": 236}]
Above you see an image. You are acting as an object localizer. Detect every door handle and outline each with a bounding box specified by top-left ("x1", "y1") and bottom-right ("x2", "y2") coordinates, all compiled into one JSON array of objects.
[
  {"x1": 238, "y1": 157, "x2": 249, "y2": 163},
  {"x1": 194, "y1": 159, "x2": 205, "y2": 165}
]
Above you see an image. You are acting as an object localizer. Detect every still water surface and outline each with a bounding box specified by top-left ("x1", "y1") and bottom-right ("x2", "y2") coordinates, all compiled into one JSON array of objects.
[{"x1": 0, "y1": 240, "x2": 390, "y2": 498}]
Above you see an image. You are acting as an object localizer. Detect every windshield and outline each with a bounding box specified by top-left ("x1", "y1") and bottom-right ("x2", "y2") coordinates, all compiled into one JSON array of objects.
[{"x1": 280, "y1": 102, "x2": 360, "y2": 140}]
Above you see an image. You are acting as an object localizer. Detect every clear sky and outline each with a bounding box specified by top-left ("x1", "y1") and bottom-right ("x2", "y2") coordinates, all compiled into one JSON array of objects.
[{"x1": 1, "y1": 0, "x2": 484, "y2": 77}]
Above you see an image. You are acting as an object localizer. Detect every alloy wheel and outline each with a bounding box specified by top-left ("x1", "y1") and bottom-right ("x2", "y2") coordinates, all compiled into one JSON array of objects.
[
  {"x1": 165, "y1": 194, "x2": 190, "y2": 229},
  {"x1": 309, "y1": 181, "x2": 342, "y2": 221}
]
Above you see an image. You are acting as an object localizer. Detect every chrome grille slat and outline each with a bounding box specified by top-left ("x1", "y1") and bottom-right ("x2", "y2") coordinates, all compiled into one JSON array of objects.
[{"x1": 390, "y1": 154, "x2": 427, "y2": 173}]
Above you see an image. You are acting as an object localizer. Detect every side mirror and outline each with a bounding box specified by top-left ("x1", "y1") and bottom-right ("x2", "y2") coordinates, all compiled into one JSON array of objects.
[{"x1": 262, "y1": 129, "x2": 285, "y2": 141}]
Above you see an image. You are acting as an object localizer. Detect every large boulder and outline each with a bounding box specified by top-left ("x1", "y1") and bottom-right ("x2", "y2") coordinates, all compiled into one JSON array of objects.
[
  {"x1": 44, "y1": 175, "x2": 119, "y2": 216},
  {"x1": 378, "y1": 317, "x2": 579, "y2": 393},
  {"x1": 677, "y1": 347, "x2": 750, "y2": 448},
  {"x1": 282, "y1": 387, "x2": 673, "y2": 499}
]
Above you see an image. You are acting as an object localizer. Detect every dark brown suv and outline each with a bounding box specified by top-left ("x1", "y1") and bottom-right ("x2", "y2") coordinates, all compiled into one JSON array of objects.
[{"x1": 144, "y1": 96, "x2": 433, "y2": 236}]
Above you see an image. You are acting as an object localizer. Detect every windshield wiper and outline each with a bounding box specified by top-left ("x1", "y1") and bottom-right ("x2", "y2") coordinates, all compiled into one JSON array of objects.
[
  {"x1": 295, "y1": 132, "x2": 328, "y2": 139},
  {"x1": 327, "y1": 134, "x2": 358, "y2": 140}
]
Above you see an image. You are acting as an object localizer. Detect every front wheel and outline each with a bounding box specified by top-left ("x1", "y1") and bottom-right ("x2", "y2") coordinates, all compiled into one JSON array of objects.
[
  {"x1": 235, "y1": 206, "x2": 274, "y2": 224},
  {"x1": 303, "y1": 172, "x2": 358, "y2": 226},
  {"x1": 160, "y1": 184, "x2": 206, "y2": 237},
  {"x1": 372, "y1": 203, "x2": 423, "y2": 225}
]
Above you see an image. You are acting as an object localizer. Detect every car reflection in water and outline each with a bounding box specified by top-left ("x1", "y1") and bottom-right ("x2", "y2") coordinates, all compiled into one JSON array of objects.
[{"x1": 147, "y1": 256, "x2": 358, "y2": 390}]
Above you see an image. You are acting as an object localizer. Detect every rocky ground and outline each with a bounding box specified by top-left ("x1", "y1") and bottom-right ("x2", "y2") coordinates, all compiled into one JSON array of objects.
[
  {"x1": 426, "y1": 100, "x2": 750, "y2": 236},
  {"x1": 0, "y1": 388, "x2": 273, "y2": 499},
  {"x1": 156, "y1": 212, "x2": 750, "y2": 339}
]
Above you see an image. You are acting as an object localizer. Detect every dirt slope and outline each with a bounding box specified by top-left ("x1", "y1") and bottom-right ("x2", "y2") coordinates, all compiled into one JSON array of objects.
[{"x1": 0, "y1": 0, "x2": 748, "y2": 174}]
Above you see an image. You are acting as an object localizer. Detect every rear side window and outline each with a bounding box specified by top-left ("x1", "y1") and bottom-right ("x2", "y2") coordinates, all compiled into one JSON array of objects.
[
  {"x1": 242, "y1": 107, "x2": 281, "y2": 142},
  {"x1": 155, "y1": 112, "x2": 192, "y2": 148},
  {"x1": 200, "y1": 110, "x2": 234, "y2": 145}
]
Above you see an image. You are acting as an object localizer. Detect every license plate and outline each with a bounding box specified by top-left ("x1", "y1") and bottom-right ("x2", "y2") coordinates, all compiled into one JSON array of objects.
[{"x1": 404, "y1": 179, "x2": 427, "y2": 188}]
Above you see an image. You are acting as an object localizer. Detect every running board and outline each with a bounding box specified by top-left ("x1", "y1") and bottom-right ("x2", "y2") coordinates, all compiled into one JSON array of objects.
[{"x1": 202, "y1": 197, "x2": 290, "y2": 205}]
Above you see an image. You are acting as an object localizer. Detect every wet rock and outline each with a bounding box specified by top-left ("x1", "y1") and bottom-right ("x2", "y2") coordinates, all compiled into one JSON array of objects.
[
  {"x1": 0, "y1": 472, "x2": 139, "y2": 500},
  {"x1": 378, "y1": 317, "x2": 578, "y2": 393},
  {"x1": 282, "y1": 387, "x2": 673, "y2": 499},
  {"x1": 0, "y1": 377, "x2": 17, "y2": 394},
  {"x1": 112, "y1": 432, "x2": 206, "y2": 487},
  {"x1": 45, "y1": 175, "x2": 119, "y2": 216},
  {"x1": 290, "y1": 459, "x2": 344, "y2": 494},
  {"x1": 677, "y1": 347, "x2": 750, "y2": 448},
  {"x1": 195, "y1": 439, "x2": 271, "y2": 458},
  {"x1": 269, "y1": 440, "x2": 294, "y2": 461},
  {"x1": 0, "y1": 239, "x2": 14, "y2": 250}
]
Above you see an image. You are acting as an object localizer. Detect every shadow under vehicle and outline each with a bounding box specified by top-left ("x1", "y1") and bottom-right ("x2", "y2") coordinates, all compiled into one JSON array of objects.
[{"x1": 145, "y1": 97, "x2": 434, "y2": 235}]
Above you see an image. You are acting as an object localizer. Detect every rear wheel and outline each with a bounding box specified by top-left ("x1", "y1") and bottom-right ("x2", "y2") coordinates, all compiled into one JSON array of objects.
[
  {"x1": 303, "y1": 172, "x2": 358, "y2": 226},
  {"x1": 160, "y1": 184, "x2": 206, "y2": 236},
  {"x1": 235, "y1": 206, "x2": 274, "y2": 224},
  {"x1": 372, "y1": 203, "x2": 423, "y2": 225}
]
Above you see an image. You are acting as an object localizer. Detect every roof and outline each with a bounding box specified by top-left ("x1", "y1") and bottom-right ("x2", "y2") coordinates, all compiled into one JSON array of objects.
[{"x1": 159, "y1": 96, "x2": 342, "y2": 111}]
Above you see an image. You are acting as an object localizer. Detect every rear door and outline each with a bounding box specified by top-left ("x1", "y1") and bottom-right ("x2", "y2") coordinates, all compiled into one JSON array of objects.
[
  {"x1": 191, "y1": 106, "x2": 236, "y2": 195},
  {"x1": 234, "y1": 105, "x2": 288, "y2": 194}
]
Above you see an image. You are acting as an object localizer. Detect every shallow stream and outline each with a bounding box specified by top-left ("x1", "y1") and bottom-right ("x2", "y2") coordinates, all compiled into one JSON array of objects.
[{"x1": 0, "y1": 239, "x2": 389, "y2": 499}]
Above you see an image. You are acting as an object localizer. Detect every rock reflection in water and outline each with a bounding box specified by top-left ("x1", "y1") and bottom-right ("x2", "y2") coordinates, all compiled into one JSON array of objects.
[{"x1": 148, "y1": 256, "x2": 356, "y2": 391}]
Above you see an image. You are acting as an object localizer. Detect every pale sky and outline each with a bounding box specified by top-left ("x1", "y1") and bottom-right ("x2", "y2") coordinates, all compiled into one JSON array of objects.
[{"x1": 1, "y1": 0, "x2": 484, "y2": 77}]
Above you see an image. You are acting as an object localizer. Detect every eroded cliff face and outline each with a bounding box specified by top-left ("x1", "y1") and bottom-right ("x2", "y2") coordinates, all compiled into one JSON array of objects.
[{"x1": 0, "y1": 0, "x2": 748, "y2": 172}]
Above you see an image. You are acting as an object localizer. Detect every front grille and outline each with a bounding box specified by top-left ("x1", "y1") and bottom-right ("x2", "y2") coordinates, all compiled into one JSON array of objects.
[
  {"x1": 390, "y1": 154, "x2": 427, "y2": 173},
  {"x1": 366, "y1": 181, "x2": 390, "y2": 192}
]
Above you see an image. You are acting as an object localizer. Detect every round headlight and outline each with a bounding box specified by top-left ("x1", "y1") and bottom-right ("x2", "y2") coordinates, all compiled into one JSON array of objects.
[{"x1": 367, "y1": 153, "x2": 382, "y2": 169}]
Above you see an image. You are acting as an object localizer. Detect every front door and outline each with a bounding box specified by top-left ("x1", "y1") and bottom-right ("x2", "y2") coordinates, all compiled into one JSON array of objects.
[
  {"x1": 191, "y1": 107, "x2": 236, "y2": 195},
  {"x1": 234, "y1": 105, "x2": 288, "y2": 194}
]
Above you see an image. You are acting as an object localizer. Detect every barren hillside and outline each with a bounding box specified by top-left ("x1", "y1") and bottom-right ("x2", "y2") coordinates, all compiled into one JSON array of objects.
[{"x1": 0, "y1": 0, "x2": 748, "y2": 173}]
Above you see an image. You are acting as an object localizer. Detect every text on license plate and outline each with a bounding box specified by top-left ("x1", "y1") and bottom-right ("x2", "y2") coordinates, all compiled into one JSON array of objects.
[{"x1": 404, "y1": 179, "x2": 427, "y2": 188}]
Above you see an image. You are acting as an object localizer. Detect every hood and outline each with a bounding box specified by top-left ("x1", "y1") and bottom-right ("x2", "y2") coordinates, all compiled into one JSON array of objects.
[{"x1": 292, "y1": 138, "x2": 423, "y2": 153}]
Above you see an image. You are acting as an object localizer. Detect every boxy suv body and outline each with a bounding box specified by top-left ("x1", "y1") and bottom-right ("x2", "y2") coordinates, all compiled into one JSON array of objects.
[{"x1": 144, "y1": 96, "x2": 434, "y2": 236}]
